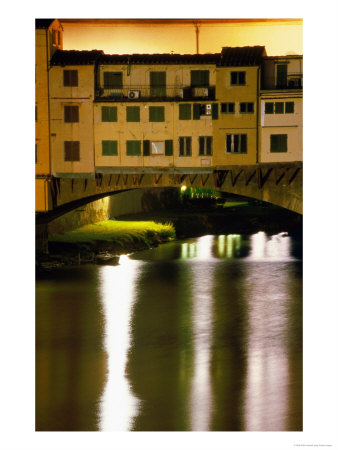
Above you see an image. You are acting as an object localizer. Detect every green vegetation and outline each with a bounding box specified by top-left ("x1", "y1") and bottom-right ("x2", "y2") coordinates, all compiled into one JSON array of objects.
[{"x1": 49, "y1": 219, "x2": 175, "y2": 247}]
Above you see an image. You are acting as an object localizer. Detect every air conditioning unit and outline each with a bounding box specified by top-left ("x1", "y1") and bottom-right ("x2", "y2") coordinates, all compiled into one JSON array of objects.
[
  {"x1": 128, "y1": 90, "x2": 140, "y2": 99},
  {"x1": 192, "y1": 87, "x2": 209, "y2": 97}
]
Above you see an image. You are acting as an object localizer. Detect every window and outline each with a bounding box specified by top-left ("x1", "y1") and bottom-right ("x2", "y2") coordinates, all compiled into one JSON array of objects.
[
  {"x1": 63, "y1": 70, "x2": 78, "y2": 87},
  {"x1": 102, "y1": 140, "x2": 118, "y2": 156},
  {"x1": 35, "y1": 144, "x2": 38, "y2": 164},
  {"x1": 103, "y1": 72, "x2": 123, "y2": 89},
  {"x1": 265, "y1": 102, "x2": 274, "y2": 114},
  {"x1": 285, "y1": 102, "x2": 294, "y2": 113},
  {"x1": 265, "y1": 101, "x2": 294, "y2": 114},
  {"x1": 126, "y1": 106, "x2": 140, "y2": 122},
  {"x1": 102, "y1": 106, "x2": 117, "y2": 122},
  {"x1": 275, "y1": 102, "x2": 284, "y2": 114},
  {"x1": 179, "y1": 104, "x2": 191, "y2": 120},
  {"x1": 149, "y1": 106, "x2": 165, "y2": 122},
  {"x1": 151, "y1": 141, "x2": 164, "y2": 155},
  {"x1": 199, "y1": 136, "x2": 212, "y2": 156},
  {"x1": 276, "y1": 64, "x2": 287, "y2": 88},
  {"x1": 64, "y1": 105, "x2": 79, "y2": 123},
  {"x1": 240, "y1": 102, "x2": 254, "y2": 113},
  {"x1": 231, "y1": 71, "x2": 246, "y2": 85},
  {"x1": 150, "y1": 71, "x2": 166, "y2": 97},
  {"x1": 35, "y1": 106, "x2": 37, "y2": 122},
  {"x1": 179, "y1": 137, "x2": 192, "y2": 156},
  {"x1": 64, "y1": 141, "x2": 80, "y2": 161},
  {"x1": 52, "y1": 29, "x2": 57, "y2": 45},
  {"x1": 270, "y1": 134, "x2": 287, "y2": 153},
  {"x1": 126, "y1": 140, "x2": 141, "y2": 156},
  {"x1": 226, "y1": 134, "x2": 247, "y2": 153},
  {"x1": 191, "y1": 70, "x2": 210, "y2": 87},
  {"x1": 221, "y1": 103, "x2": 235, "y2": 113}
]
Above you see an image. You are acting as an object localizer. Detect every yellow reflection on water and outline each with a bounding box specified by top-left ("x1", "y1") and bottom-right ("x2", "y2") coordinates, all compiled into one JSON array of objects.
[{"x1": 98, "y1": 255, "x2": 141, "y2": 431}]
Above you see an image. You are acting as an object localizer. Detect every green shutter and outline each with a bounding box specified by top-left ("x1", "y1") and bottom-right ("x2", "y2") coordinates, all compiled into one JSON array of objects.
[
  {"x1": 199, "y1": 137, "x2": 204, "y2": 155},
  {"x1": 150, "y1": 72, "x2": 166, "y2": 97},
  {"x1": 240, "y1": 135, "x2": 247, "y2": 153},
  {"x1": 127, "y1": 106, "x2": 140, "y2": 122},
  {"x1": 102, "y1": 106, "x2": 117, "y2": 122},
  {"x1": 179, "y1": 104, "x2": 191, "y2": 120},
  {"x1": 143, "y1": 140, "x2": 150, "y2": 156},
  {"x1": 179, "y1": 137, "x2": 184, "y2": 156},
  {"x1": 193, "y1": 103, "x2": 200, "y2": 120},
  {"x1": 191, "y1": 70, "x2": 209, "y2": 87},
  {"x1": 212, "y1": 103, "x2": 218, "y2": 119},
  {"x1": 186, "y1": 137, "x2": 192, "y2": 156},
  {"x1": 165, "y1": 140, "x2": 173, "y2": 156},
  {"x1": 126, "y1": 140, "x2": 141, "y2": 156},
  {"x1": 226, "y1": 134, "x2": 232, "y2": 153},
  {"x1": 270, "y1": 134, "x2": 287, "y2": 153},
  {"x1": 104, "y1": 72, "x2": 122, "y2": 88},
  {"x1": 206, "y1": 137, "x2": 212, "y2": 156},
  {"x1": 149, "y1": 106, "x2": 164, "y2": 122},
  {"x1": 102, "y1": 140, "x2": 118, "y2": 156}
]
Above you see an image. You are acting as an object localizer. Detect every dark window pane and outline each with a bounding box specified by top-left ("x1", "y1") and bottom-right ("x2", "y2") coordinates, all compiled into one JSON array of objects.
[
  {"x1": 63, "y1": 70, "x2": 78, "y2": 87},
  {"x1": 179, "y1": 104, "x2": 191, "y2": 120},
  {"x1": 231, "y1": 72, "x2": 237, "y2": 84},
  {"x1": 206, "y1": 136, "x2": 212, "y2": 155},
  {"x1": 64, "y1": 106, "x2": 79, "y2": 123},
  {"x1": 64, "y1": 141, "x2": 80, "y2": 161},
  {"x1": 150, "y1": 71, "x2": 166, "y2": 97},
  {"x1": 212, "y1": 103, "x2": 218, "y2": 119},
  {"x1": 285, "y1": 102, "x2": 294, "y2": 113},
  {"x1": 276, "y1": 64, "x2": 287, "y2": 88},
  {"x1": 165, "y1": 140, "x2": 173, "y2": 156},
  {"x1": 229, "y1": 103, "x2": 235, "y2": 113},
  {"x1": 240, "y1": 103, "x2": 246, "y2": 113},
  {"x1": 126, "y1": 140, "x2": 141, "y2": 156},
  {"x1": 127, "y1": 106, "x2": 140, "y2": 122},
  {"x1": 199, "y1": 137, "x2": 204, "y2": 155},
  {"x1": 191, "y1": 70, "x2": 209, "y2": 87},
  {"x1": 102, "y1": 140, "x2": 118, "y2": 156},
  {"x1": 143, "y1": 140, "x2": 150, "y2": 156},
  {"x1": 265, "y1": 102, "x2": 274, "y2": 114},
  {"x1": 275, "y1": 102, "x2": 284, "y2": 114},
  {"x1": 270, "y1": 134, "x2": 287, "y2": 152},
  {"x1": 104, "y1": 72, "x2": 123, "y2": 89},
  {"x1": 102, "y1": 106, "x2": 117, "y2": 122},
  {"x1": 179, "y1": 137, "x2": 184, "y2": 156},
  {"x1": 240, "y1": 134, "x2": 247, "y2": 153},
  {"x1": 226, "y1": 134, "x2": 232, "y2": 153},
  {"x1": 186, "y1": 137, "x2": 191, "y2": 156},
  {"x1": 149, "y1": 106, "x2": 164, "y2": 122},
  {"x1": 234, "y1": 134, "x2": 239, "y2": 152},
  {"x1": 238, "y1": 72, "x2": 245, "y2": 84},
  {"x1": 247, "y1": 102, "x2": 254, "y2": 113},
  {"x1": 193, "y1": 103, "x2": 200, "y2": 120}
]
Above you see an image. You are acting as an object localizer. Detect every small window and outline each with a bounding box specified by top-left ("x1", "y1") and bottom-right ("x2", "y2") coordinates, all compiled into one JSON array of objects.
[
  {"x1": 64, "y1": 105, "x2": 79, "y2": 123},
  {"x1": 270, "y1": 134, "x2": 287, "y2": 153},
  {"x1": 151, "y1": 141, "x2": 165, "y2": 155},
  {"x1": 103, "y1": 72, "x2": 123, "y2": 89},
  {"x1": 191, "y1": 70, "x2": 210, "y2": 87},
  {"x1": 149, "y1": 106, "x2": 165, "y2": 122},
  {"x1": 226, "y1": 134, "x2": 247, "y2": 153},
  {"x1": 35, "y1": 144, "x2": 38, "y2": 164},
  {"x1": 221, "y1": 103, "x2": 235, "y2": 113},
  {"x1": 63, "y1": 70, "x2": 78, "y2": 87},
  {"x1": 179, "y1": 137, "x2": 192, "y2": 156},
  {"x1": 102, "y1": 140, "x2": 118, "y2": 156},
  {"x1": 265, "y1": 102, "x2": 274, "y2": 114},
  {"x1": 35, "y1": 106, "x2": 37, "y2": 122},
  {"x1": 285, "y1": 102, "x2": 294, "y2": 113},
  {"x1": 231, "y1": 71, "x2": 246, "y2": 85},
  {"x1": 102, "y1": 106, "x2": 117, "y2": 122},
  {"x1": 126, "y1": 140, "x2": 141, "y2": 156},
  {"x1": 240, "y1": 102, "x2": 254, "y2": 113},
  {"x1": 199, "y1": 136, "x2": 213, "y2": 156},
  {"x1": 52, "y1": 29, "x2": 57, "y2": 45},
  {"x1": 179, "y1": 104, "x2": 191, "y2": 120},
  {"x1": 126, "y1": 106, "x2": 140, "y2": 122},
  {"x1": 275, "y1": 102, "x2": 284, "y2": 114},
  {"x1": 64, "y1": 141, "x2": 80, "y2": 161}
]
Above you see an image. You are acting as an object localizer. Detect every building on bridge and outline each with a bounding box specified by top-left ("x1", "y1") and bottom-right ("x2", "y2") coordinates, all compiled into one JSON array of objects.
[{"x1": 35, "y1": 19, "x2": 303, "y2": 212}]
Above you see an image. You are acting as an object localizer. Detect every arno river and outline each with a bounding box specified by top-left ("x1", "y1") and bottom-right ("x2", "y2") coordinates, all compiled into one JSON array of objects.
[{"x1": 36, "y1": 231, "x2": 302, "y2": 431}]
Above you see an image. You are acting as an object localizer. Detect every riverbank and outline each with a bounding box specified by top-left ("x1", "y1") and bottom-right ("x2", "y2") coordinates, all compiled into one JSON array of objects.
[{"x1": 36, "y1": 203, "x2": 302, "y2": 272}]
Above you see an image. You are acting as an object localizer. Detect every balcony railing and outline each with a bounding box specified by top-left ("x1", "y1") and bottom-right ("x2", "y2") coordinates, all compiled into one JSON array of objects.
[{"x1": 95, "y1": 85, "x2": 216, "y2": 101}]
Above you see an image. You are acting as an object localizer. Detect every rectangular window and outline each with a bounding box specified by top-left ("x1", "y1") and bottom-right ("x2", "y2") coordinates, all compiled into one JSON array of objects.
[
  {"x1": 221, "y1": 102, "x2": 235, "y2": 113},
  {"x1": 126, "y1": 106, "x2": 140, "y2": 122},
  {"x1": 285, "y1": 102, "x2": 294, "y2": 113},
  {"x1": 151, "y1": 141, "x2": 165, "y2": 155},
  {"x1": 126, "y1": 140, "x2": 141, "y2": 156},
  {"x1": 35, "y1": 144, "x2": 38, "y2": 164},
  {"x1": 63, "y1": 70, "x2": 78, "y2": 87},
  {"x1": 52, "y1": 29, "x2": 57, "y2": 45},
  {"x1": 64, "y1": 141, "x2": 80, "y2": 161},
  {"x1": 102, "y1": 140, "x2": 118, "y2": 156},
  {"x1": 265, "y1": 102, "x2": 274, "y2": 114},
  {"x1": 226, "y1": 134, "x2": 247, "y2": 153},
  {"x1": 275, "y1": 102, "x2": 284, "y2": 114},
  {"x1": 149, "y1": 106, "x2": 165, "y2": 122},
  {"x1": 199, "y1": 136, "x2": 213, "y2": 156},
  {"x1": 179, "y1": 104, "x2": 191, "y2": 120},
  {"x1": 179, "y1": 137, "x2": 192, "y2": 156},
  {"x1": 35, "y1": 106, "x2": 37, "y2": 122},
  {"x1": 103, "y1": 72, "x2": 123, "y2": 89},
  {"x1": 64, "y1": 105, "x2": 79, "y2": 123},
  {"x1": 150, "y1": 71, "x2": 166, "y2": 97},
  {"x1": 240, "y1": 102, "x2": 254, "y2": 113},
  {"x1": 165, "y1": 140, "x2": 173, "y2": 156},
  {"x1": 193, "y1": 103, "x2": 200, "y2": 120},
  {"x1": 101, "y1": 106, "x2": 117, "y2": 122},
  {"x1": 270, "y1": 134, "x2": 287, "y2": 153},
  {"x1": 276, "y1": 64, "x2": 287, "y2": 88},
  {"x1": 191, "y1": 70, "x2": 210, "y2": 87},
  {"x1": 231, "y1": 71, "x2": 246, "y2": 85}
]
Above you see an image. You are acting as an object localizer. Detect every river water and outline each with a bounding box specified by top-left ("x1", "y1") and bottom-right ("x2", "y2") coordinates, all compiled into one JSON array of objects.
[{"x1": 36, "y1": 231, "x2": 302, "y2": 432}]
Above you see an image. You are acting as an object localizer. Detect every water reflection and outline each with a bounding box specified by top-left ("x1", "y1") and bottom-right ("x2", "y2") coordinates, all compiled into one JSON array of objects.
[{"x1": 98, "y1": 256, "x2": 141, "y2": 431}]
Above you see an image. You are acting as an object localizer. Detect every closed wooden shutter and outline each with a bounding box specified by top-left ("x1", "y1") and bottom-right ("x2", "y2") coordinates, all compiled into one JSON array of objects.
[
  {"x1": 226, "y1": 134, "x2": 232, "y2": 153},
  {"x1": 186, "y1": 137, "x2": 191, "y2": 156},
  {"x1": 240, "y1": 135, "x2": 247, "y2": 153},
  {"x1": 199, "y1": 137, "x2": 204, "y2": 155},
  {"x1": 149, "y1": 106, "x2": 164, "y2": 122},
  {"x1": 179, "y1": 104, "x2": 191, "y2": 120},
  {"x1": 127, "y1": 140, "x2": 141, "y2": 156},
  {"x1": 64, "y1": 106, "x2": 79, "y2": 123},
  {"x1": 102, "y1": 140, "x2": 118, "y2": 156},
  {"x1": 193, "y1": 103, "x2": 200, "y2": 120},
  {"x1": 206, "y1": 137, "x2": 212, "y2": 155},
  {"x1": 270, "y1": 134, "x2": 287, "y2": 152},
  {"x1": 143, "y1": 140, "x2": 150, "y2": 156},
  {"x1": 150, "y1": 72, "x2": 166, "y2": 97},
  {"x1": 165, "y1": 140, "x2": 173, "y2": 156},
  {"x1": 212, "y1": 103, "x2": 218, "y2": 119},
  {"x1": 191, "y1": 70, "x2": 209, "y2": 87},
  {"x1": 127, "y1": 106, "x2": 140, "y2": 122},
  {"x1": 104, "y1": 72, "x2": 122, "y2": 89},
  {"x1": 102, "y1": 106, "x2": 117, "y2": 122},
  {"x1": 64, "y1": 141, "x2": 80, "y2": 161}
]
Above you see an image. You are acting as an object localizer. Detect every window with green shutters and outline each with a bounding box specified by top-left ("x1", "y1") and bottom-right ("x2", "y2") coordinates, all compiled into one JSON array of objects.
[
  {"x1": 149, "y1": 106, "x2": 164, "y2": 122},
  {"x1": 270, "y1": 134, "x2": 287, "y2": 153},
  {"x1": 226, "y1": 134, "x2": 247, "y2": 153},
  {"x1": 63, "y1": 70, "x2": 78, "y2": 87},
  {"x1": 150, "y1": 71, "x2": 166, "y2": 97},
  {"x1": 102, "y1": 140, "x2": 118, "y2": 156},
  {"x1": 193, "y1": 103, "x2": 200, "y2": 120},
  {"x1": 165, "y1": 140, "x2": 173, "y2": 156},
  {"x1": 179, "y1": 137, "x2": 192, "y2": 156},
  {"x1": 101, "y1": 106, "x2": 117, "y2": 122},
  {"x1": 212, "y1": 103, "x2": 218, "y2": 119},
  {"x1": 199, "y1": 137, "x2": 212, "y2": 156},
  {"x1": 126, "y1": 140, "x2": 141, "y2": 156},
  {"x1": 179, "y1": 104, "x2": 191, "y2": 120},
  {"x1": 190, "y1": 70, "x2": 209, "y2": 87},
  {"x1": 64, "y1": 141, "x2": 80, "y2": 161},
  {"x1": 127, "y1": 106, "x2": 140, "y2": 122},
  {"x1": 64, "y1": 105, "x2": 79, "y2": 123},
  {"x1": 103, "y1": 72, "x2": 123, "y2": 89}
]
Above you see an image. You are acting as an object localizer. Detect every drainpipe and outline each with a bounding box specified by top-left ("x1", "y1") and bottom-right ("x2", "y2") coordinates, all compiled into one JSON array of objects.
[
  {"x1": 46, "y1": 27, "x2": 52, "y2": 211},
  {"x1": 194, "y1": 21, "x2": 200, "y2": 54}
]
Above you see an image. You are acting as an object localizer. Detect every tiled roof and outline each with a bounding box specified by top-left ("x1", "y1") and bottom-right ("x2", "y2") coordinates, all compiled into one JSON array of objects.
[
  {"x1": 35, "y1": 19, "x2": 55, "y2": 29},
  {"x1": 219, "y1": 46, "x2": 266, "y2": 66},
  {"x1": 98, "y1": 53, "x2": 220, "y2": 65},
  {"x1": 51, "y1": 50, "x2": 104, "y2": 66}
]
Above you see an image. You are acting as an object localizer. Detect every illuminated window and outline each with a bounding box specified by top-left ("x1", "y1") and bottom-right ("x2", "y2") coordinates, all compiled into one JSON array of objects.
[
  {"x1": 240, "y1": 102, "x2": 254, "y2": 113},
  {"x1": 231, "y1": 71, "x2": 246, "y2": 85},
  {"x1": 63, "y1": 70, "x2": 78, "y2": 87},
  {"x1": 64, "y1": 105, "x2": 79, "y2": 123},
  {"x1": 103, "y1": 72, "x2": 123, "y2": 89},
  {"x1": 191, "y1": 70, "x2": 209, "y2": 87},
  {"x1": 64, "y1": 141, "x2": 80, "y2": 161},
  {"x1": 179, "y1": 137, "x2": 192, "y2": 156},
  {"x1": 151, "y1": 141, "x2": 164, "y2": 155},
  {"x1": 199, "y1": 136, "x2": 212, "y2": 156},
  {"x1": 270, "y1": 134, "x2": 287, "y2": 153},
  {"x1": 102, "y1": 140, "x2": 118, "y2": 156},
  {"x1": 179, "y1": 104, "x2": 191, "y2": 120},
  {"x1": 102, "y1": 106, "x2": 117, "y2": 122},
  {"x1": 126, "y1": 106, "x2": 140, "y2": 122},
  {"x1": 221, "y1": 102, "x2": 235, "y2": 113},
  {"x1": 126, "y1": 140, "x2": 141, "y2": 156},
  {"x1": 143, "y1": 140, "x2": 173, "y2": 156},
  {"x1": 226, "y1": 134, "x2": 247, "y2": 153},
  {"x1": 149, "y1": 106, "x2": 164, "y2": 122}
]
